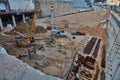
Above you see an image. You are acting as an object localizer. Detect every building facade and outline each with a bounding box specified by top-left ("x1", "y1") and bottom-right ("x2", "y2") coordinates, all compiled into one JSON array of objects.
[
  {"x1": 8, "y1": 0, "x2": 34, "y2": 11},
  {"x1": 73, "y1": 0, "x2": 88, "y2": 8},
  {"x1": 0, "y1": 0, "x2": 35, "y2": 31},
  {"x1": 94, "y1": 0, "x2": 107, "y2": 2}
]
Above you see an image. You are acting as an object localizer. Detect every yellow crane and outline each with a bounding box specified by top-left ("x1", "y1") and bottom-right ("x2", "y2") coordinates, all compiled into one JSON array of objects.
[{"x1": 15, "y1": 0, "x2": 42, "y2": 46}]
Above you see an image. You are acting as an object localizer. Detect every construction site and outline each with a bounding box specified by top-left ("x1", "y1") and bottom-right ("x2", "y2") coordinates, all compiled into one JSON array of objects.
[{"x1": 0, "y1": 0, "x2": 119, "y2": 80}]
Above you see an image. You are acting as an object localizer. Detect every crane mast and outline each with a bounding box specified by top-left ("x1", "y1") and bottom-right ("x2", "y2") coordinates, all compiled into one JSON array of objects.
[
  {"x1": 29, "y1": 0, "x2": 42, "y2": 42},
  {"x1": 15, "y1": 0, "x2": 42, "y2": 47}
]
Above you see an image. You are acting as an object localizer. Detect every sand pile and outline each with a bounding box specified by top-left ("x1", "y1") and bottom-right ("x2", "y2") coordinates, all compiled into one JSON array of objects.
[
  {"x1": 79, "y1": 25, "x2": 107, "y2": 38},
  {"x1": 5, "y1": 21, "x2": 47, "y2": 35},
  {"x1": 97, "y1": 9, "x2": 110, "y2": 20},
  {"x1": 37, "y1": 9, "x2": 110, "y2": 39},
  {"x1": 54, "y1": 9, "x2": 110, "y2": 28}
]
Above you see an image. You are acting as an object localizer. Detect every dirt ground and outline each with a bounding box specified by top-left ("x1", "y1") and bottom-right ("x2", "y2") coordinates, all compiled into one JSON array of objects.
[
  {"x1": 0, "y1": 9, "x2": 110, "y2": 80},
  {"x1": 5, "y1": 22, "x2": 47, "y2": 35}
]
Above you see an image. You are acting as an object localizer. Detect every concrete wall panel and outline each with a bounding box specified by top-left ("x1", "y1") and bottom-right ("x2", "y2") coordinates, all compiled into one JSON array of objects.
[
  {"x1": 106, "y1": 12, "x2": 120, "y2": 80},
  {"x1": 8, "y1": 0, "x2": 34, "y2": 11}
]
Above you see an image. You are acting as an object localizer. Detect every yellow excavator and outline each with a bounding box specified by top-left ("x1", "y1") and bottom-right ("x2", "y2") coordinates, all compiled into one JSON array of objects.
[{"x1": 15, "y1": 0, "x2": 42, "y2": 47}]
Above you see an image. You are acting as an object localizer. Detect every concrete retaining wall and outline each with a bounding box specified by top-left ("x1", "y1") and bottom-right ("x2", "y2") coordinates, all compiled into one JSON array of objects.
[{"x1": 105, "y1": 11, "x2": 120, "y2": 80}]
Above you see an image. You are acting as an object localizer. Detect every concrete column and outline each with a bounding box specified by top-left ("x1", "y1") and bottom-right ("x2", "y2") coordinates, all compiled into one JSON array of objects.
[
  {"x1": 12, "y1": 15, "x2": 16, "y2": 27},
  {"x1": 50, "y1": 2, "x2": 54, "y2": 29},
  {"x1": 22, "y1": 14, "x2": 26, "y2": 23},
  {"x1": 0, "y1": 17, "x2": 3, "y2": 30}
]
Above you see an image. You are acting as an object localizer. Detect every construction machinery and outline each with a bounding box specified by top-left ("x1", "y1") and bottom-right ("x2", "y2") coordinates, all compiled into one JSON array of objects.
[
  {"x1": 51, "y1": 28, "x2": 67, "y2": 37},
  {"x1": 50, "y1": 1, "x2": 67, "y2": 37},
  {"x1": 15, "y1": 0, "x2": 42, "y2": 47}
]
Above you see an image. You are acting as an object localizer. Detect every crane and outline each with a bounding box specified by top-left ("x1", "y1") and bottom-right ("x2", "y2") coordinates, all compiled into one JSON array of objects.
[{"x1": 15, "y1": 0, "x2": 42, "y2": 47}]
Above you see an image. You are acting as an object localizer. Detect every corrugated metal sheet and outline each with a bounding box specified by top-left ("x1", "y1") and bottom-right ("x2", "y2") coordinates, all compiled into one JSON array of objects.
[{"x1": 8, "y1": 0, "x2": 35, "y2": 11}]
